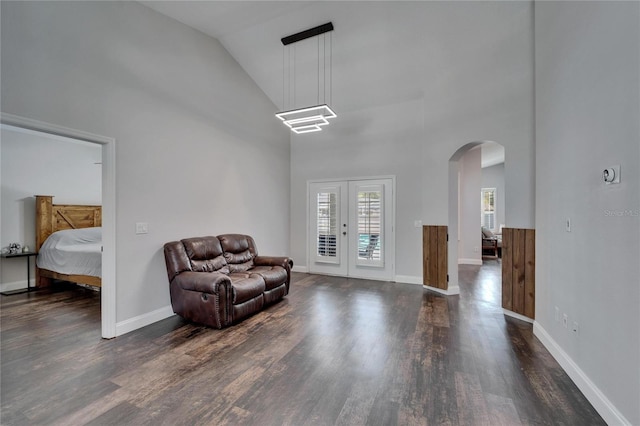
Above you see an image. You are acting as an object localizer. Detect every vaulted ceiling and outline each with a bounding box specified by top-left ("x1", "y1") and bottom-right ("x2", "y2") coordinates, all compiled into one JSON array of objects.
[{"x1": 141, "y1": 0, "x2": 531, "y2": 137}]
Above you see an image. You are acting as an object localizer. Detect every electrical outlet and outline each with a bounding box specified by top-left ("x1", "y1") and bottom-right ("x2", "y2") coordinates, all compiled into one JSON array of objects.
[
  {"x1": 555, "y1": 306, "x2": 560, "y2": 322},
  {"x1": 474, "y1": 246, "x2": 479, "y2": 253},
  {"x1": 572, "y1": 321, "x2": 579, "y2": 334},
  {"x1": 562, "y1": 314, "x2": 568, "y2": 328}
]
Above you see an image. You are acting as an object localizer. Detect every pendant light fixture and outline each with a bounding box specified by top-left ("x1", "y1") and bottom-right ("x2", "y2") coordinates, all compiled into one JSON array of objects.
[{"x1": 276, "y1": 22, "x2": 336, "y2": 134}]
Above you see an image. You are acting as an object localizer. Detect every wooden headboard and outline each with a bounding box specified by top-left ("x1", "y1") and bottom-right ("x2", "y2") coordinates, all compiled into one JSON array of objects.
[{"x1": 35, "y1": 195, "x2": 102, "y2": 252}]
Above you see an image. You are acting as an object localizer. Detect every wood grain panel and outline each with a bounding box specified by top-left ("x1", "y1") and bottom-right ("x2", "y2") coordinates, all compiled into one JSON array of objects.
[
  {"x1": 512, "y1": 228, "x2": 526, "y2": 314},
  {"x1": 35, "y1": 195, "x2": 54, "y2": 250},
  {"x1": 436, "y1": 227, "x2": 448, "y2": 290},
  {"x1": 501, "y1": 228, "x2": 513, "y2": 311},
  {"x1": 524, "y1": 229, "x2": 536, "y2": 319},
  {"x1": 35, "y1": 195, "x2": 102, "y2": 252},
  {"x1": 423, "y1": 225, "x2": 448, "y2": 290},
  {"x1": 501, "y1": 227, "x2": 535, "y2": 320}
]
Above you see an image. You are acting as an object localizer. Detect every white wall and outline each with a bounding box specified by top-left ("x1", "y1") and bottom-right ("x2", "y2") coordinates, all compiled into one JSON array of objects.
[
  {"x1": 458, "y1": 146, "x2": 482, "y2": 264},
  {"x1": 535, "y1": 2, "x2": 640, "y2": 424},
  {"x1": 0, "y1": 126, "x2": 102, "y2": 290},
  {"x1": 290, "y1": 1, "x2": 534, "y2": 283},
  {"x1": 1, "y1": 1, "x2": 290, "y2": 325},
  {"x1": 290, "y1": 99, "x2": 423, "y2": 278},
  {"x1": 482, "y1": 163, "x2": 505, "y2": 231}
]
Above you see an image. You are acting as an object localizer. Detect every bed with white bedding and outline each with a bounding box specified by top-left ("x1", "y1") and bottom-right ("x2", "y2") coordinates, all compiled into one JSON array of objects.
[
  {"x1": 37, "y1": 227, "x2": 102, "y2": 279},
  {"x1": 35, "y1": 195, "x2": 102, "y2": 288}
]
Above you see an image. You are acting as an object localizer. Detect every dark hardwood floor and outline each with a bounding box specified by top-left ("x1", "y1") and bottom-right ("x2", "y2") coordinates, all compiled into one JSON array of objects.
[{"x1": 1, "y1": 266, "x2": 604, "y2": 425}]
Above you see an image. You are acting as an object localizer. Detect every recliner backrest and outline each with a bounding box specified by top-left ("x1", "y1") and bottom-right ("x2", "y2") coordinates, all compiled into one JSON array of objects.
[
  {"x1": 164, "y1": 240, "x2": 192, "y2": 283},
  {"x1": 182, "y1": 236, "x2": 229, "y2": 274},
  {"x1": 218, "y1": 234, "x2": 257, "y2": 273}
]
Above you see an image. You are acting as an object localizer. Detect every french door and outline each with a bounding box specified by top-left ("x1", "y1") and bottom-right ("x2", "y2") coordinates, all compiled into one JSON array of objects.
[{"x1": 308, "y1": 178, "x2": 394, "y2": 281}]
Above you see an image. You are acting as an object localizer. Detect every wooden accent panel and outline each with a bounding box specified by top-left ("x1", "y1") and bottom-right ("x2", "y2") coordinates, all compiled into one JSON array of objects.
[
  {"x1": 524, "y1": 229, "x2": 536, "y2": 318},
  {"x1": 35, "y1": 195, "x2": 102, "y2": 251},
  {"x1": 501, "y1": 229, "x2": 513, "y2": 310},
  {"x1": 35, "y1": 195, "x2": 54, "y2": 252},
  {"x1": 501, "y1": 228, "x2": 535, "y2": 319},
  {"x1": 423, "y1": 225, "x2": 448, "y2": 290}
]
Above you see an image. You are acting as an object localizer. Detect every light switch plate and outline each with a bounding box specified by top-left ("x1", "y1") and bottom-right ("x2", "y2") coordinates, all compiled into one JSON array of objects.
[{"x1": 135, "y1": 222, "x2": 148, "y2": 234}]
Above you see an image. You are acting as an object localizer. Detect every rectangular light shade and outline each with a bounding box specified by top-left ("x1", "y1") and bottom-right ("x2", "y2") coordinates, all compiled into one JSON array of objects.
[
  {"x1": 284, "y1": 115, "x2": 329, "y2": 129},
  {"x1": 276, "y1": 104, "x2": 336, "y2": 134},
  {"x1": 292, "y1": 124, "x2": 323, "y2": 134}
]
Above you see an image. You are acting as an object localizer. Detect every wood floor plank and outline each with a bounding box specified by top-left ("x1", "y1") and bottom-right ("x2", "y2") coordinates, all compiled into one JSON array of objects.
[{"x1": 1, "y1": 270, "x2": 606, "y2": 426}]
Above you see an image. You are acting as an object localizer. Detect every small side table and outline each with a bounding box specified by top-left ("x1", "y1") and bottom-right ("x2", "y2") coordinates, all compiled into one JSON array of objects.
[{"x1": 1, "y1": 251, "x2": 39, "y2": 295}]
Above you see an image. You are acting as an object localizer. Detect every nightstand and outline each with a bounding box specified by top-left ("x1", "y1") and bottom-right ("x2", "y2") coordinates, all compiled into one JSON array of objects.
[{"x1": 1, "y1": 251, "x2": 39, "y2": 295}]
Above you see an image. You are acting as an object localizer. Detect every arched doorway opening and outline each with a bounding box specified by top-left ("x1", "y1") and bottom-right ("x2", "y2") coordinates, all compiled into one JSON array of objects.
[{"x1": 447, "y1": 141, "x2": 505, "y2": 297}]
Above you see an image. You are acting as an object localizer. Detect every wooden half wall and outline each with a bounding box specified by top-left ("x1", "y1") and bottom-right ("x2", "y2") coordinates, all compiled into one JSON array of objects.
[
  {"x1": 423, "y1": 225, "x2": 448, "y2": 290},
  {"x1": 501, "y1": 228, "x2": 535, "y2": 319}
]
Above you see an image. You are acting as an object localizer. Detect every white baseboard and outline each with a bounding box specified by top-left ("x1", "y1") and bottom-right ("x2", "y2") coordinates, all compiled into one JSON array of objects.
[
  {"x1": 394, "y1": 275, "x2": 422, "y2": 285},
  {"x1": 458, "y1": 258, "x2": 482, "y2": 265},
  {"x1": 503, "y1": 309, "x2": 534, "y2": 323},
  {"x1": 423, "y1": 284, "x2": 460, "y2": 296},
  {"x1": 292, "y1": 265, "x2": 308, "y2": 273},
  {"x1": 533, "y1": 322, "x2": 631, "y2": 426},
  {"x1": 115, "y1": 305, "x2": 175, "y2": 336},
  {"x1": 0, "y1": 279, "x2": 35, "y2": 293}
]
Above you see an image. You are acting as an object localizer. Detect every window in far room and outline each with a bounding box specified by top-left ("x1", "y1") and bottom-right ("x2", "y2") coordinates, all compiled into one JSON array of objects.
[{"x1": 481, "y1": 188, "x2": 497, "y2": 232}]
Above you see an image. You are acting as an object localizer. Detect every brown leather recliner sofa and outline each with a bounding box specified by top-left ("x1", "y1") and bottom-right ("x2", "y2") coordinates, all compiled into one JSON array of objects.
[{"x1": 163, "y1": 234, "x2": 293, "y2": 329}]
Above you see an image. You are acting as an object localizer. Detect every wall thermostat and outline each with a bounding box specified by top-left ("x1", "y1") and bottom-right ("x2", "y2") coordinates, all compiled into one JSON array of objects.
[{"x1": 603, "y1": 165, "x2": 620, "y2": 184}]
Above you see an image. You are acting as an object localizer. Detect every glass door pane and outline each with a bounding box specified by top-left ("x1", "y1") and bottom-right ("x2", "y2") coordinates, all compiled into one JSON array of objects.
[
  {"x1": 356, "y1": 186, "x2": 383, "y2": 267},
  {"x1": 309, "y1": 182, "x2": 347, "y2": 275},
  {"x1": 316, "y1": 191, "x2": 338, "y2": 260}
]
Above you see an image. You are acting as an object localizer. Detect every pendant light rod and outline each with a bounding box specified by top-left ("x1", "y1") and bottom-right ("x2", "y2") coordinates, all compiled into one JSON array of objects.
[{"x1": 281, "y1": 22, "x2": 334, "y2": 46}]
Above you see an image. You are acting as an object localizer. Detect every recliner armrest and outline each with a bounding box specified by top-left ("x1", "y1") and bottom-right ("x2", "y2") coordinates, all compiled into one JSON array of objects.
[
  {"x1": 172, "y1": 271, "x2": 231, "y2": 294},
  {"x1": 254, "y1": 256, "x2": 293, "y2": 270}
]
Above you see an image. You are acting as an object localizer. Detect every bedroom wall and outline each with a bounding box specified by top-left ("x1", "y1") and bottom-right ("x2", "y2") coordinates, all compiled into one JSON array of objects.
[
  {"x1": 0, "y1": 126, "x2": 102, "y2": 292},
  {"x1": 458, "y1": 146, "x2": 481, "y2": 264},
  {"x1": 289, "y1": 1, "x2": 534, "y2": 284},
  {"x1": 535, "y1": 1, "x2": 640, "y2": 424},
  {"x1": 1, "y1": 1, "x2": 290, "y2": 328},
  {"x1": 481, "y1": 163, "x2": 505, "y2": 231}
]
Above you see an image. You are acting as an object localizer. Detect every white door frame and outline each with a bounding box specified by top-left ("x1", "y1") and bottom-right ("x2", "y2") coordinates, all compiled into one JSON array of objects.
[
  {"x1": 307, "y1": 175, "x2": 396, "y2": 281},
  {"x1": 1, "y1": 113, "x2": 117, "y2": 338}
]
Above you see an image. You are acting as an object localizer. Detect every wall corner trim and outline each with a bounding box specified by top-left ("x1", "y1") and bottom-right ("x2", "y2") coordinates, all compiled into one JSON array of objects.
[
  {"x1": 503, "y1": 308, "x2": 534, "y2": 323},
  {"x1": 533, "y1": 322, "x2": 631, "y2": 426},
  {"x1": 115, "y1": 305, "x2": 174, "y2": 337},
  {"x1": 423, "y1": 284, "x2": 460, "y2": 296}
]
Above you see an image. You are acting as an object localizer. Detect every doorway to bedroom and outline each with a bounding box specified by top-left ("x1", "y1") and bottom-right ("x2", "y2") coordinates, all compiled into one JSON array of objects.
[{"x1": 0, "y1": 115, "x2": 116, "y2": 338}]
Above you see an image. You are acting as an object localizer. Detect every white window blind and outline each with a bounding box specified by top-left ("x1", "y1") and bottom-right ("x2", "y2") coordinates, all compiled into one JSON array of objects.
[
  {"x1": 317, "y1": 192, "x2": 337, "y2": 258},
  {"x1": 481, "y1": 188, "x2": 496, "y2": 232}
]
